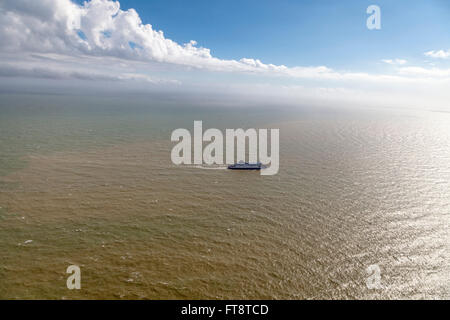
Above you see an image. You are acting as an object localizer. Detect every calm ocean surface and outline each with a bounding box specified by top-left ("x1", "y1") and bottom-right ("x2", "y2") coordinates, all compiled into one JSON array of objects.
[{"x1": 0, "y1": 94, "x2": 449, "y2": 299}]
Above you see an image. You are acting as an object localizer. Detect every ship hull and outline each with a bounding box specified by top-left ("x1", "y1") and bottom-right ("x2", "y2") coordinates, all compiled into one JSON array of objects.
[{"x1": 227, "y1": 163, "x2": 262, "y2": 170}]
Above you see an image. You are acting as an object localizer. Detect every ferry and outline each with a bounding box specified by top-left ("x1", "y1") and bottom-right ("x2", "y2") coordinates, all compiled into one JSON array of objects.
[{"x1": 228, "y1": 161, "x2": 262, "y2": 170}]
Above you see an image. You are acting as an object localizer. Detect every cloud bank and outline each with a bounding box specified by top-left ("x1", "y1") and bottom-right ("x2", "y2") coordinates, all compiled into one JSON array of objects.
[
  {"x1": 425, "y1": 50, "x2": 450, "y2": 59},
  {"x1": 0, "y1": 0, "x2": 290, "y2": 75},
  {"x1": 382, "y1": 59, "x2": 407, "y2": 65},
  {"x1": 0, "y1": 0, "x2": 449, "y2": 109}
]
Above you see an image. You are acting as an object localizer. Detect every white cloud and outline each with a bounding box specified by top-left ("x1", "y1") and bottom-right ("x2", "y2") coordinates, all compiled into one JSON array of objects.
[
  {"x1": 0, "y1": 0, "x2": 440, "y2": 82},
  {"x1": 397, "y1": 66, "x2": 450, "y2": 78},
  {"x1": 0, "y1": 0, "x2": 288, "y2": 75},
  {"x1": 0, "y1": 63, "x2": 168, "y2": 83},
  {"x1": 0, "y1": 0, "x2": 449, "y2": 110},
  {"x1": 382, "y1": 59, "x2": 407, "y2": 65},
  {"x1": 424, "y1": 50, "x2": 450, "y2": 59}
]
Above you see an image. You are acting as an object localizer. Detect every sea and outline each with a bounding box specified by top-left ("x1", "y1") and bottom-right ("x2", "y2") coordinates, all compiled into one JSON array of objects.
[{"x1": 0, "y1": 93, "x2": 449, "y2": 299}]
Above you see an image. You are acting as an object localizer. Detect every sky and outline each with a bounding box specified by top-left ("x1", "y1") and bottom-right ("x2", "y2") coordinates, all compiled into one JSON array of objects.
[
  {"x1": 88, "y1": 0, "x2": 450, "y2": 70},
  {"x1": 0, "y1": 0, "x2": 449, "y2": 109}
]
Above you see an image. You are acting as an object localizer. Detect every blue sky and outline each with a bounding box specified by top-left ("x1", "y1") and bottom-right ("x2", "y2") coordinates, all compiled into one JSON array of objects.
[
  {"x1": 0, "y1": 0, "x2": 449, "y2": 109},
  {"x1": 79, "y1": 0, "x2": 450, "y2": 71}
]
